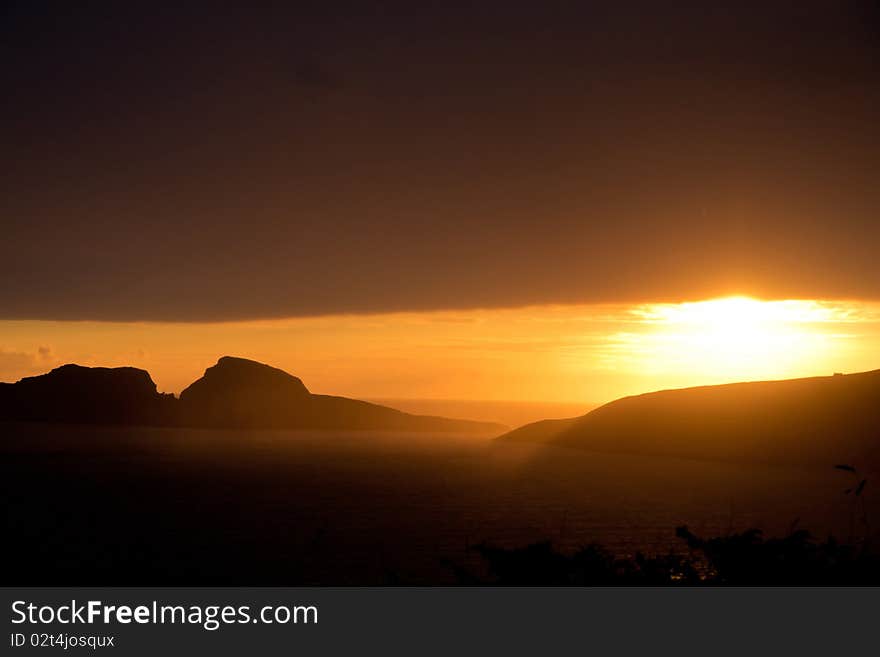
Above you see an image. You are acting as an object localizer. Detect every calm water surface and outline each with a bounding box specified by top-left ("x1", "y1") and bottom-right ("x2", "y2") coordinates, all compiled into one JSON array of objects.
[{"x1": 3, "y1": 423, "x2": 870, "y2": 584}]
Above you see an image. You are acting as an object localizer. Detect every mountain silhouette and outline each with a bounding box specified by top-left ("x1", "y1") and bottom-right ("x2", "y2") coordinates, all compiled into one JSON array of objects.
[
  {"x1": 499, "y1": 369, "x2": 880, "y2": 465},
  {"x1": 0, "y1": 364, "x2": 177, "y2": 425},
  {"x1": 0, "y1": 356, "x2": 505, "y2": 433},
  {"x1": 178, "y1": 356, "x2": 505, "y2": 431},
  {"x1": 178, "y1": 356, "x2": 310, "y2": 427}
]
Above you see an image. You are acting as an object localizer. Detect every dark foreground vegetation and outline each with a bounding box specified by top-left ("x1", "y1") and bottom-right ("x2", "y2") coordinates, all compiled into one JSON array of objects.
[
  {"x1": 457, "y1": 526, "x2": 879, "y2": 585},
  {"x1": 460, "y1": 464, "x2": 876, "y2": 585}
]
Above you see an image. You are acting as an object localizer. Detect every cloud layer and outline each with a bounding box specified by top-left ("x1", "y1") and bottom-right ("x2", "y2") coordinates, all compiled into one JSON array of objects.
[{"x1": 3, "y1": 2, "x2": 879, "y2": 321}]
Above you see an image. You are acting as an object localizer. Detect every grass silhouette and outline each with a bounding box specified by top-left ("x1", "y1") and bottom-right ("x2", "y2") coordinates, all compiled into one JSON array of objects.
[
  {"x1": 459, "y1": 526, "x2": 880, "y2": 585},
  {"x1": 456, "y1": 466, "x2": 878, "y2": 585}
]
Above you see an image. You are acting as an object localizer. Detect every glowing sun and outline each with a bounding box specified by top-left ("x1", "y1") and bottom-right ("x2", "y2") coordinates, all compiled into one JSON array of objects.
[{"x1": 624, "y1": 296, "x2": 847, "y2": 381}]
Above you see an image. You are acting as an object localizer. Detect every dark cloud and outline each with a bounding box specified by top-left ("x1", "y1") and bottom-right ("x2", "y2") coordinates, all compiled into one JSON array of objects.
[{"x1": 2, "y1": 1, "x2": 879, "y2": 321}]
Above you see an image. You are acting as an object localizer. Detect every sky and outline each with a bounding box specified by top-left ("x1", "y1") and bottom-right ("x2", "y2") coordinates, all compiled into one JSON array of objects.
[
  {"x1": 2, "y1": 2, "x2": 880, "y2": 408},
  {"x1": 2, "y1": 299, "x2": 880, "y2": 409}
]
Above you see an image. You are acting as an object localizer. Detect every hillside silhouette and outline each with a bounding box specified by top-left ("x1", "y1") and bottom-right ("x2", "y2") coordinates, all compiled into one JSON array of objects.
[
  {"x1": 500, "y1": 370, "x2": 880, "y2": 465},
  {"x1": 4, "y1": 362, "x2": 879, "y2": 585},
  {"x1": 0, "y1": 364, "x2": 177, "y2": 426},
  {"x1": 0, "y1": 356, "x2": 505, "y2": 433}
]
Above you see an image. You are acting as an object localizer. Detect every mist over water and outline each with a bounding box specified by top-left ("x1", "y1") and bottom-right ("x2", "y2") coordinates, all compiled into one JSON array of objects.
[
  {"x1": 368, "y1": 398, "x2": 597, "y2": 430},
  {"x1": 4, "y1": 423, "x2": 866, "y2": 584}
]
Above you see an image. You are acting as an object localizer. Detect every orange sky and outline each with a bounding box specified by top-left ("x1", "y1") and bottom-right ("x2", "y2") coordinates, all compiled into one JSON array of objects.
[
  {"x1": 4, "y1": 6, "x2": 879, "y2": 414},
  {"x1": 2, "y1": 298, "x2": 879, "y2": 407}
]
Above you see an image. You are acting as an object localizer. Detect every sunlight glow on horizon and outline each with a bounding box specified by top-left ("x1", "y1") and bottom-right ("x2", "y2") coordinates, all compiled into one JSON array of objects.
[
  {"x1": 604, "y1": 297, "x2": 859, "y2": 383},
  {"x1": 1, "y1": 297, "x2": 879, "y2": 410}
]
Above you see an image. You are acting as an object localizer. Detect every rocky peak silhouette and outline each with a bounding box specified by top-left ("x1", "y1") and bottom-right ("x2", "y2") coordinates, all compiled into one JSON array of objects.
[
  {"x1": 0, "y1": 363, "x2": 176, "y2": 425},
  {"x1": 1, "y1": 356, "x2": 504, "y2": 433}
]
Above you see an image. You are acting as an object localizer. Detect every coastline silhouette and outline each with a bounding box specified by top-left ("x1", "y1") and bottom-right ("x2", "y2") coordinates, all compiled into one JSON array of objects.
[
  {"x1": 500, "y1": 369, "x2": 880, "y2": 466},
  {"x1": 2, "y1": 360, "x2": 878, "y2": 585},
  {"x1": 0, "y1": 356, "x2": 505, "y2": 433}
]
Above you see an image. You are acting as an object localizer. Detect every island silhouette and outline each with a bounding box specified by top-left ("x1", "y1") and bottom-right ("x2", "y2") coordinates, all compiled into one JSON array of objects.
[
  {"x1": 4, "y1": 358, "x2": 880, "y2": 466},
  {"x1": 0, "y1": 356, "x2": 505, "y2": 433}
]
